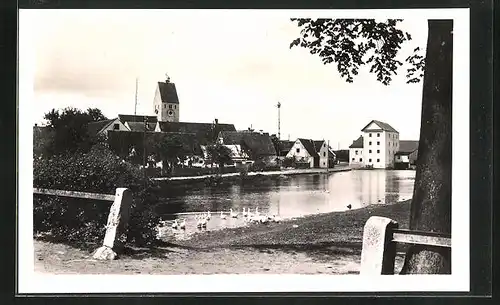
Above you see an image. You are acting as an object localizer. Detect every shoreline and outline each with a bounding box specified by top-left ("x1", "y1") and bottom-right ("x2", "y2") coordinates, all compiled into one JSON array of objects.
[
  {"x1": 34, "y1": 199, "x2": 411, "y2": 275},
  {"x1": 152, "y1": 166, "x2": 352, "y2": 182}
]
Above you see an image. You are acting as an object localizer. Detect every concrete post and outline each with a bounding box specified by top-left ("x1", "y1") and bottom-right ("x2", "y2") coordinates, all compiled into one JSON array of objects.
[
  {"x1": 93, "y1": 188, "x2": 133, "y2": 260},
  {"x1": 360, "y1": 216, "x2": 399, "y2": 275}
]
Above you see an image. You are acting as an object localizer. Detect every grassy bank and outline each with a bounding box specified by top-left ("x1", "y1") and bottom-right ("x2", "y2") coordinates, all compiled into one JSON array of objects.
[{"x1": 34, "y1": 200, "x2": 411, "y2": 275}]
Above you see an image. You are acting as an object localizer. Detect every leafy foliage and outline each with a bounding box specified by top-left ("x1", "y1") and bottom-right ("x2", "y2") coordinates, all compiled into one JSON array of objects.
[
  {"x1": 40, "y1": 107, "x2": 108, "y2": 156},
  {"x1": 33, "y1": 144, "x2": 161, "y2": 247},
  {"x1": 205, "y1": 143, "x2": 233, "y2": 170},
  {"x1": 289, "y1": 18, "x2": 424, "y2": 85},
  {"x1": 282, "y1": 156, "x2": 297, "y2": 168}
]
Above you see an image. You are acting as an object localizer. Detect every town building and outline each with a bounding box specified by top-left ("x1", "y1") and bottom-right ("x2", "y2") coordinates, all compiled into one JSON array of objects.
[
  {"x1": 394, "y1": 140, "x2": 419, "y2": 169},
  {"x1": 285, "y1": 138, "x2": 335, "y2": 168},
  {"x1": 218, "y1": 130, "x2": 278, "y2": 166},
  {"x1": 87, "y1": 118, "x2": 129, "y2": 138},
  {"x1": 153, "y1": 75, "x2": 180, "y2": 122},
  {"x1": 348, "y1": 120, "x2": 420, "y2": 169}
]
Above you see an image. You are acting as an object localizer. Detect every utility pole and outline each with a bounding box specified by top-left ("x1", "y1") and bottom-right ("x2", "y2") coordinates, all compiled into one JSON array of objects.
[{"x1": 134, "y1": 77, "x2": 138, "y2": 115}]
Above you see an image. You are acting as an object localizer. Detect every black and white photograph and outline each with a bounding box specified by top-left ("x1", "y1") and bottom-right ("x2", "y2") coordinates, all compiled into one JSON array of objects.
[{"x1": 19, "y1": 8, "x2": 471, "y2": 293}]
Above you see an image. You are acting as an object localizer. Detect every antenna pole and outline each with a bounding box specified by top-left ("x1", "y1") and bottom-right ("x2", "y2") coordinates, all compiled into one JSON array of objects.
[
  {"x1": 134, "y1": 77, "x2": 138, "y2": 115},
  {"x1": 277, "y1": 101, "x2": 281, "y2": 140}
]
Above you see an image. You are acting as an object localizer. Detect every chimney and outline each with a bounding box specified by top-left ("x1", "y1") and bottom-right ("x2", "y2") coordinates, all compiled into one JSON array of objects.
[
  {"x1": 214, "y1": 118, "x2": 218, "y2": 125},
  {"x1": 34, "y1": 123, "x2": 37, "y2": 127}
]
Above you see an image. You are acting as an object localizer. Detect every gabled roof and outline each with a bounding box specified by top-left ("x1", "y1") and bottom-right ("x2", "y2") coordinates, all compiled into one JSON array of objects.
[
  {"x1": 349, "y1": 136, "x2": 364, "y2": 148},
  {"x1": 361, "y1": 120, "x2": 399, "y2": 133},
  {"x1": 397, "y1": 140, "x2": 419, "y2": 154},
  {"x1": 219, "y1": 130, "x2": 277, "y2": 157},
  {"x1": 297, "y1": 138, "x2": 319, "y2": 157},
  {"x1": 118, "y1": 114, "x2": 158, "y2": 124},
  {"x1": 157, "y1": 121, "x2": 236, "y2": 145},
  {"x1": 313, "y1": 140, "x2": 326, "y2": 152},
  {"x1": 126, "y1": 121, "x2": 156, "y2": 132},
  {"x1": 87, "y1": 119, "x2": 115, "y2": 136},
  {"x1": 158, "y1": 81, "x2": 179, "y2": 104}
]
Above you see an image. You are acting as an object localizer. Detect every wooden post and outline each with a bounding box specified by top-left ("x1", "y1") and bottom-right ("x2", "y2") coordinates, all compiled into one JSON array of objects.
[
  {"x1": 93, "y1": 188, "x2": 133, "y2": 260},
  {"x1": 360, "y1": 216, "x2": 399, "y2": 275}
]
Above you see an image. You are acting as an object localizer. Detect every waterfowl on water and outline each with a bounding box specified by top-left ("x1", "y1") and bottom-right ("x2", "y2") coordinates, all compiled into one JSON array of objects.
[
  {"x1": 230, "y1": 208, "x2": 238, "y2": 218},
  {"x1": 242, "y1": 208, "x2": 248, "y2": 217},
  {"x1": 206, "y1": 211, "x2": 211, "y2": 220},
  {"x1": 272, "y1": 215, "x2": 282, "y2": 222},
  {"x1": 220, "y1": 211, "x2": 227, "y2": 220},
  {"x1": 179, "y1": 219, "x2": 186, "y2": 229},
  {"x1": 347, "y1": 204, "x2": 352, "y2": 210}
]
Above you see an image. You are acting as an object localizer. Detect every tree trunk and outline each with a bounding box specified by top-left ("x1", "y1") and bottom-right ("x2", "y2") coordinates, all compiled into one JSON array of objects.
[{"x1": 400, "y1": 20, "x2": 453, "y2": 274}]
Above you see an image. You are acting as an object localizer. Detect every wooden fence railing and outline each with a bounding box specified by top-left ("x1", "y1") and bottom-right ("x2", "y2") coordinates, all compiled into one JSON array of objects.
[
  {"x1": 33, "y1": 187, "x2": 132, "y2": 260},
  {"x1": 360, "y1": 216, "x2": 451, "y2": 275}
]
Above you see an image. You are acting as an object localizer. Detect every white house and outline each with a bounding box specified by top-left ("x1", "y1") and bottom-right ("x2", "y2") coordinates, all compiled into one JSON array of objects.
[
  {"x1": 87, "y1": 118, "x2": 129, "y2": 138},
  {"x1": 348, "y1": 136, "x2": 364, "y2": 168},
  {"x1": 286, "y1": 138, "x2": 331, "y2": 168},
  {"x1": 349, "y1": 120, "x2": 400, "y2": 169}
]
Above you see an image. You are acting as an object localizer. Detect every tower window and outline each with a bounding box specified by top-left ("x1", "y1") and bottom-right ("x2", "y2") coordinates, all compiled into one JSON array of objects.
[
  {"x1": 169, "y1": 104, "x2": 173, "y2": 109},
  {"x1": 377, "y1": 159, "x2": 380, "y2": 162},
  {"x1": 175, "y1": 105, "x2": 177, "y2": 109},
  {"x1": 360, "y1": 158, "x2": 362, "y2": 162},
  {"x1": 369, "y1": 133, "x2": 372, "y2": 137},
  {"x1": 163, "y1": 104, "x2": 166, "y2": 108},
  {"x1": 377, "y1": 133, "x2": 380, "y2": 137},
  {"x1": 296, "y1": 148, "x2": 300, "y2": 153}
]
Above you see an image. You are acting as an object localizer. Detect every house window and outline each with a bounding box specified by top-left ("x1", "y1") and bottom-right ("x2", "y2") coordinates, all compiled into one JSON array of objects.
[
  {"x1": 377, "y1": 141, "x2": 380, "y2": 145},
  {"x1": 169, "y1": 104, "x2": 173, "y2": 109},
  {"x1": 323, "y1": 152, "x2": 326, "y2": 157},
  {"x1": 369, "y1": 150, "x2": 372, "y2": 153},
  {"x1": 377, "y1": 159, "x2": 380, "y2": 162},
  {"x1": 360, "y1": 158, "x2": 363, "y2": 162},
  {"x1": 369, "y1": 158, "x2": 372, "y2": 162},
  {"x1": 296, "y1": 148, "x2": 300, "y2": 153},
  {"x1": 377, "y1": 149, "x2": 380, "y2": 153},
  {"x1": 355, "y1": 150, "x2": 358, "y2": 155},
  {"x1": 369, "y1": 133, "x2": 372, "y2": 137},
  {"x1": 113, "y1": 123, "x2": 119, "y2": 130},
  {"x1": 163, "y1": 104, "x2": 166, "y2": 108},
  {"x1": 377, "y1": 133, "x2": 380, "y2": 137},
  {"x1": 174, "y1": 105, "x2": 177, "y2": 109},
  {"x1": 369, "y1": 141, "x2": 372, "y2": 145}
]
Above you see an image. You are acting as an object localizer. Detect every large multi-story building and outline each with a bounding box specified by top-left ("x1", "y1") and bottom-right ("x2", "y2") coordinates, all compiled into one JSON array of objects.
[{"x1": 349, "y1": 120, "x2": 400, "y2": 169}]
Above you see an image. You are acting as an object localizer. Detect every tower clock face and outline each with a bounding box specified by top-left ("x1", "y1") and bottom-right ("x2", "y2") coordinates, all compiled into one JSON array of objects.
[{"x1": 167, "y1": 110, "x2": 174, "y2": 116}]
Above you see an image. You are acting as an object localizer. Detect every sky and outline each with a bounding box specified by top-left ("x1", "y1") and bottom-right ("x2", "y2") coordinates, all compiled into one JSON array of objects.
[{"x1": 22, "y1": 9, "x2": 428, "y2": 149}]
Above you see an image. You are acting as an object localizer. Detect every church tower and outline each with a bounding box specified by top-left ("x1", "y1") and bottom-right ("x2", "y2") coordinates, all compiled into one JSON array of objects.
[{"x1": 153, "y1": 74, "x2": 180, "y2": 122}]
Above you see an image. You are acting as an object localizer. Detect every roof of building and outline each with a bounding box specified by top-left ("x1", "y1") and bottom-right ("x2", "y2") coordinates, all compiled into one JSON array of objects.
[
  {"x1": 87, "y1": 119, "x2": 116, "y2": 136},
  {"x1": 349, "y1": 136, "x2": 364, "y2": 148},
  {"x1": 277, "y1": 140, "x2": 295, "y2": 156},
  {"x1": 158, "y1": 81, "x2": 179, "y2": 104},
  {"x1": 297, "y1": 138, "x2": 319, "y2": 157},
  {"x1": 219, "y1": 130, "x2": 277, "y2": 158},
  {"x1": 361, "y1": 120, "x2": 399, "y2": 133},
  {"x1": 126, "y1": 121, "x2": 157, "y2": 132},
  {"x1": 396, "y1": 140, "x2": 419, "y2": 154},
  {"x1": 157, "y1": 121, "x2": 236, "y2": 145},
  {"x1": 107, "y1": 130, "x2": 203, "y2": 156},
  {"x1": 118, "y1": 114, "x2": 158, "y2": 124}
]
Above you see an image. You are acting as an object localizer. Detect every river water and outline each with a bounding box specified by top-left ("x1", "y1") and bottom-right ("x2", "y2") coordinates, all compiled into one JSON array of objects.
[{"x1": 156, "y1": 169, "x2": 415, "y2": 240}]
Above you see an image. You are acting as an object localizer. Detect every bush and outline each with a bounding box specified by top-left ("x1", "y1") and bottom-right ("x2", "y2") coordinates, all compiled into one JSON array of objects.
[{"x1": 33, "y1": 144, "x2": 161, "y2": 248}]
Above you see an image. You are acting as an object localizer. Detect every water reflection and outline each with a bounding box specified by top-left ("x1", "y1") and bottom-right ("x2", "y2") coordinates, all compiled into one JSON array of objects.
[{"x1": 156, "y1": 170, "x2": 415, "y2": 238}]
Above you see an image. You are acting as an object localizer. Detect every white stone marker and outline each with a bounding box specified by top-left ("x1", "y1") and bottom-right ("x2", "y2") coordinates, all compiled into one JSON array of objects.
[
  {"x1": 359, "y1": 216, "x2": 399, "y2": 275},
  {"x1": 93, "y1": 188, "x2": 133, "y2": 260}
]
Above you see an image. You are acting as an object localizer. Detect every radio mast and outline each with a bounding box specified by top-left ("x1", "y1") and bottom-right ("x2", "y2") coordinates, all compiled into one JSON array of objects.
[{"x1": 134, "y1": 77, "x2": 139, "y2": 115}]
